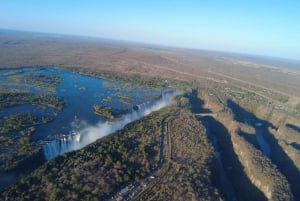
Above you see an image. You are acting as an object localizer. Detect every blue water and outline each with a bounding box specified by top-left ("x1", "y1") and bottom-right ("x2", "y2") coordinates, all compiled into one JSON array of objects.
[
  {"x1": 0, "y1": 67, "x2": 160, "y2": 142},
  {"x1": 43, "y1": 90, "x2": 179, "y2": 159}
]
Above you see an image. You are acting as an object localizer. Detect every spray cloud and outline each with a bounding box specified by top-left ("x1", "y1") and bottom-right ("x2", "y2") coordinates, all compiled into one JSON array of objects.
[{"x1": 43, "y1": 90, "x2": 180, "y2": 159}]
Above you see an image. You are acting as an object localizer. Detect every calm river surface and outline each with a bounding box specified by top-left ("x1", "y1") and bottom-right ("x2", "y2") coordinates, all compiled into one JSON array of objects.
[{"x1": 0, "y1": 67, "x2": 160, "y2": 143}]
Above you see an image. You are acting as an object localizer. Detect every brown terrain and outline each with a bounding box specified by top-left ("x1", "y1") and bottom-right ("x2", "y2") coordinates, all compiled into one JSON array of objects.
[{"x1": 1, "y1": 29, "x2": 300, "y2": 201}]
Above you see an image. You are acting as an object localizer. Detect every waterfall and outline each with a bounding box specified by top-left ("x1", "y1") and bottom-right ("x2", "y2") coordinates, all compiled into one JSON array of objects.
[{"x1": 43, "y1": 89, "x2": 180, "y2": 159}]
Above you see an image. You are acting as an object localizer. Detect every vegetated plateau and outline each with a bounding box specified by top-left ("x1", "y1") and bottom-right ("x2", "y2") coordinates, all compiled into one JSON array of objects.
[{"x1": 0, "y1": 30, "x2": 300, "y2": 201}]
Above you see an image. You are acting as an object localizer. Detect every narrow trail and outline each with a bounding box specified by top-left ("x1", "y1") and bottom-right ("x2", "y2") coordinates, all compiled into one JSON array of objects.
[
  {"x1": 132, "y1": 116, "x2": 172, "y2": 201},
  {"x1": 110, "y1": 116, "x2": 172, "y2": 201}
]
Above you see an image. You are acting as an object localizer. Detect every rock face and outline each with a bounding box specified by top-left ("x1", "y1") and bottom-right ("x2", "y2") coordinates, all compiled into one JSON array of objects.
[
  {"x1": 232, "y1": 129, "x2": 294, "y2": 201},
  {"x1": 0, "y1": 108, "x2": 223, "y2": 201}
]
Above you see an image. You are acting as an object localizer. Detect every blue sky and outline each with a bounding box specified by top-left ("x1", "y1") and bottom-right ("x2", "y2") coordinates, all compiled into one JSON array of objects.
[{"x1": 0, "y1": 0, "x2": 299, "y2": 60}]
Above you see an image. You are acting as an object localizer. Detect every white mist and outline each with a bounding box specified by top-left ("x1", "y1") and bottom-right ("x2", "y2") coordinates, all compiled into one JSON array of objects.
[{"x1": 43, "y1": 90, "x2": 179, "y2": 159}]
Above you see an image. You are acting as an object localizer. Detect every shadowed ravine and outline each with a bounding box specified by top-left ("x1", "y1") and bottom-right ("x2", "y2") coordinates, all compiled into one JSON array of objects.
[
  {"x1": 187, "y1": 90, "x2": 266, "y2": 201},
  {"x1": 228, "y1": 100, "x2": 300, "y2": 200},
  {"x1": 43, "y1": 90, "x2": 180, "y2": 159}
]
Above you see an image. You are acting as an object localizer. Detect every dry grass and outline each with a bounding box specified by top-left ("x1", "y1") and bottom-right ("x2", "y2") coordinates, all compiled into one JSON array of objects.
[{"x1": 1, "y1": 30, "x2": 300, "y2": 99}]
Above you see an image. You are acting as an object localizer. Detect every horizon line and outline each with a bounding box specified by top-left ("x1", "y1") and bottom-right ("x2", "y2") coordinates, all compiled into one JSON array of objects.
[{"x1": 1, "y1": 27, "x2": 300, "y2": 63}]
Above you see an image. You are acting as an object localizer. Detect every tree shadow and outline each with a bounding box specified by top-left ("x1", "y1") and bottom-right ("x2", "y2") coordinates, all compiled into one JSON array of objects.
[{"x1": 227, "y1": 99, "x2": 300, "y2": 200}]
